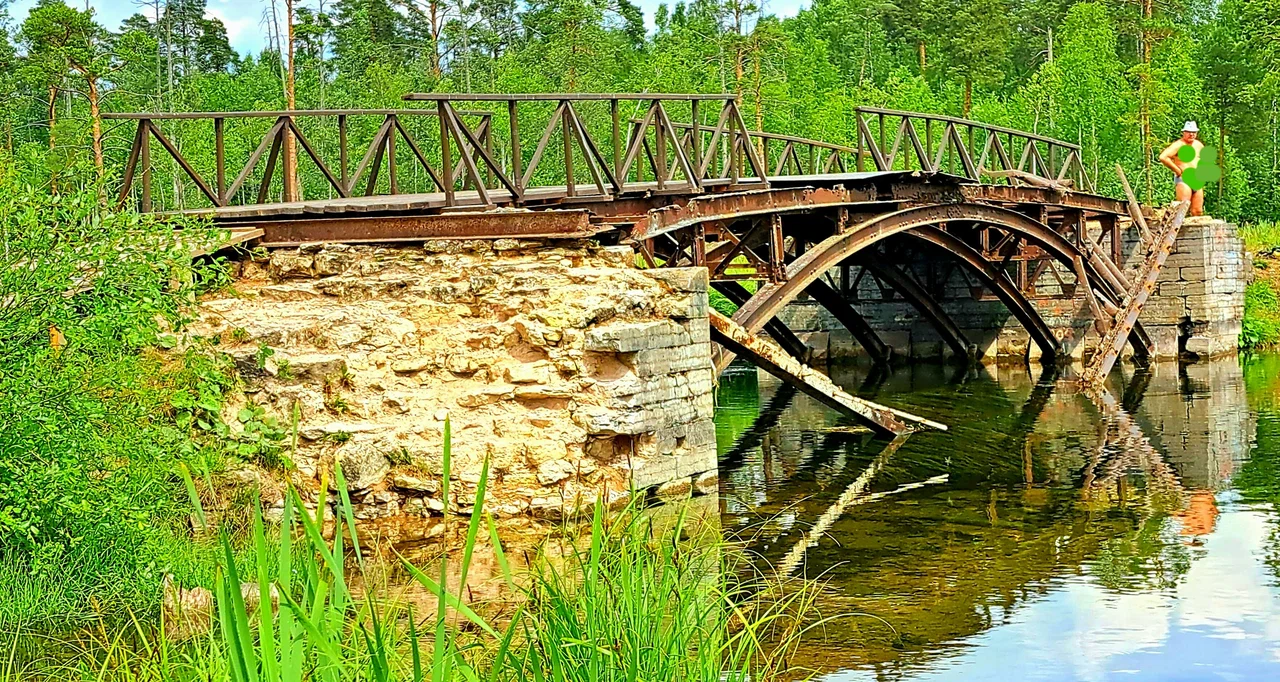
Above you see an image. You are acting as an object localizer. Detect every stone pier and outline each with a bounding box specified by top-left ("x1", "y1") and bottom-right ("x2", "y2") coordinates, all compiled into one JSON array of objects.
[
  {"x1": 193, "y1": 239, "x2": 718, "y2": 519},
  {"x1": 778, "y1": 216, "x2": 1247, "y2": 364}
]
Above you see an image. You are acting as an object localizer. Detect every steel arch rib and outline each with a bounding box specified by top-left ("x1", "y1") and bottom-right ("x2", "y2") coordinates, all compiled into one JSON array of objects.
[
  {"x1": 855, "y1": 257, "x2": 970, "y2": 357},
  {"x1": 907, "y1": 228, "x2": 1059, "y2": 359},
  {"x1": 729, "y1": 203, "x2": 1140, "y2": 358}
]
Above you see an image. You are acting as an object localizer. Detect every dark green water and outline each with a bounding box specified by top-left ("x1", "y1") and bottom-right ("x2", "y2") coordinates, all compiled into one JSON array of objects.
[{"x1": 715, "y1": 356, "x2": 1280, "y2": 681}]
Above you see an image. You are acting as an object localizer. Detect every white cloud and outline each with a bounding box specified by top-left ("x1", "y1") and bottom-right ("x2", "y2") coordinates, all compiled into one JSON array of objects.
[{"x1": 205, "y1": 4, "x2": 257, "y2": 53}]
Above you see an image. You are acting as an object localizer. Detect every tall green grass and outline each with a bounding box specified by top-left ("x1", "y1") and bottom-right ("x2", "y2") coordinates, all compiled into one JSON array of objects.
[
  {"x1": 1240, "y1": 222, "x2": 1280, "y2": 254},
  {"x1": 7, "y1": 423, "x2": 820, "y2": 680},
  {"x1": 1242, "y1": 222, "x2": 1280, "y2": 348}
]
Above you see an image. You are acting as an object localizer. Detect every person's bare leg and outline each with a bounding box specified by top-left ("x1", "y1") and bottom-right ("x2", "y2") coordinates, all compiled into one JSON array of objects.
[
  {"x1": 1191, "y1": 189, "x2": 1205, "y2": 216},
  {"x1": 1175, "y1": 181, "x2": 1192, "y2": 204}
]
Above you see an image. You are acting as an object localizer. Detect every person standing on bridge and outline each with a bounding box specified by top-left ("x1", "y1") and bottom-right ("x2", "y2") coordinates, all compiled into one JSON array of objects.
[{"x1": 1158, "y1": 121, "x2": 1206, "y2": 216}]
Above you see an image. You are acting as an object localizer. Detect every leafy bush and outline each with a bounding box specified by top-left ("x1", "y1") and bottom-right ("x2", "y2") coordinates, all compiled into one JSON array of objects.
[
  {"x1": 1242, "y1": 281, "x2": 1280, "y2": 349},
  {"x1": 0, "y1": 183, "x2": 230, "y2": 625}
]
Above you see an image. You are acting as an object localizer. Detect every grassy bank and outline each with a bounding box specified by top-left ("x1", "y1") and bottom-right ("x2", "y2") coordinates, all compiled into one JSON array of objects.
[
  {"x1": 1240, "y1": 223, "x2": 1280, "y2": 349},
  {"x1": 0, "y1": 182, "x2": 821, "y2": 678},
  {"x1": 4, "y1": 429, "x2": 818, "y2": 681}
]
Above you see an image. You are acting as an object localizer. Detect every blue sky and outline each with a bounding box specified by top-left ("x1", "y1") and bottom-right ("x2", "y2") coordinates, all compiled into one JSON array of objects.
[{"x1": 6, "y1": 0, "x2": 809, "y2": 56}]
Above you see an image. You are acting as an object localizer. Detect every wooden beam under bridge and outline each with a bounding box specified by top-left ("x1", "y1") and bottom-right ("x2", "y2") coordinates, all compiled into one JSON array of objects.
[{"x1": 708, "y1": 310, "x2": 946, "y2": 436}]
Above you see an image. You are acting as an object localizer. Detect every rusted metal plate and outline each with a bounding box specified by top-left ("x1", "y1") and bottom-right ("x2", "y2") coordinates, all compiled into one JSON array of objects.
[
  {"x1": 226, "y1": 209, "x2": 604, "y2": 246},
  {"x1": 965, "y1": 184, "x2": 1127, "y2": 216},
  {"x1": 632, "y1": 186, "x2": 869, "y2": 241}
]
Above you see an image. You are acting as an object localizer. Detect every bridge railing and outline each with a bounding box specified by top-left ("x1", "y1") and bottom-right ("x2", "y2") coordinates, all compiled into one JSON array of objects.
[
  {"x1": 105, "y1": 94, "x2": 777, "y2": 213},
  {"x1": 103, "y1": 96, "x2": 1093, "y2": 213},
  {"x1": 853, "y1": 107, "x2": 1093, "y2": 192},
  {"x1": 104, "y1": 108, "x2": 503, "y2": 212}
]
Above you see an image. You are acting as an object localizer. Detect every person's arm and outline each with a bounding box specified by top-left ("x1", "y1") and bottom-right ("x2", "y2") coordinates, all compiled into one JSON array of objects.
[{"x1": 1159, "y1": 141, "x2": 1184, "y2": 174}]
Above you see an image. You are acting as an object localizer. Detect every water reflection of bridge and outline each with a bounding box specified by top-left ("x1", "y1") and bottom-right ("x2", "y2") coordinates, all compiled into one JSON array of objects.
[{"x1": 716, "y1": 358, "x2": 1254, "y2": 677}]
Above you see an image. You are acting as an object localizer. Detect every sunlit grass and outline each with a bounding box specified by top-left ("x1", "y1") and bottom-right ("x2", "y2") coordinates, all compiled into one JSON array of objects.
[
  {"x1": 8, "y1": 424, "x2": 824, "y2": 681},
  {"x1": 1241, "y1": 222, "x2": 1280, "y2": 254},
  {"x1": 1240, "y1": 223, "x2": 1280, "y2": 349}
]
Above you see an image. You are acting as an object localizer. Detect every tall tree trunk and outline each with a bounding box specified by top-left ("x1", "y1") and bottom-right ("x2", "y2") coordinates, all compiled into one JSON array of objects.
[
  {"x1": 165, "y1": 1, "x2": 174, "y2": 100},
  {"x1": 430, "y1": 0, "x2": 444, "y2": 77},
  {"x1": 85, "y1": 73, "x2": 104, "y2": 183},
  {"x1": 317, "y1": 0, "x2": 326, "y2": 109},
  {"x1": 918, "y1": 41, "x2": 926, "y2": 74},
  {"x1": 732, "y1": 2, "x2": 745, "y2": 99},
  {"x1": 47, "y1": 85, "x2": 57, "y2": 192},
  {"x1": 1219, "y1": 105, "x2": 1226, "y2": 204},
  {"x1": 963, "y1": 77, "x2": 972, "y2": 118},
  {"x1": 47, "y1": 86, "x2": 57, "y2": 151},
  {"x1": 455, "y1": 0, "x2": 471, "y2": 91},
  {"x1": 752, "y1": 35, "x2": 764, "y2": 158},
  {"x1": 284, "y1": 0, "x2": 299, "y2": 201},
  {"x1": 1140, "y1": 0, "x2": 1153, "y2": 202},
  {"x1": 152, "y1": 0, "x2": 163, "y2": 101}
]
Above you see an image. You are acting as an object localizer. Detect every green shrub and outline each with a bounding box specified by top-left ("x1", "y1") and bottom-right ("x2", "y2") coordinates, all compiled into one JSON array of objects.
[
  {"x1": 1243, "y1": 280, "x2": 1280, "y2": 349},
  {"x1": 0, "y1": 183, "x2": 231, "y2": 626}
]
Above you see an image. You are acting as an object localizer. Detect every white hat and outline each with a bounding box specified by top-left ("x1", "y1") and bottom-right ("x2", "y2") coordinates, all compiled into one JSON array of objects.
[{"x1": 1182, "y1": 120, "x2": 1199, "y2": 133}]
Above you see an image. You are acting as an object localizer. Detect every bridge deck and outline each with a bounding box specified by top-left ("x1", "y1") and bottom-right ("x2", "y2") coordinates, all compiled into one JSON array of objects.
[
  {"x1": 184, "y1": 172, "x2": 917, "y2": 221},
  {"x1": 189, "y1": 172, "x2": 1126, "y2": 241}
]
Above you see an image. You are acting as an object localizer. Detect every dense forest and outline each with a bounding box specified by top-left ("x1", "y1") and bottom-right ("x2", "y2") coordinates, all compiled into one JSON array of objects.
[{"x1": 1, "y1": 0, "x2": 1278, "y2": 220}]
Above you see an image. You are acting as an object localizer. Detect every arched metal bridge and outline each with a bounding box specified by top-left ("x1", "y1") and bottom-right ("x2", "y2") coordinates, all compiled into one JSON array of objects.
[{"x1": 106, "y1": 93, "x2": 1186, "y2": 431}]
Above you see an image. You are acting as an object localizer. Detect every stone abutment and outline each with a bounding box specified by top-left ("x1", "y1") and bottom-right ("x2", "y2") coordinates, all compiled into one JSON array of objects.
[{"x1": 194, "y1": 239, "x2": 718, "y2": 520}]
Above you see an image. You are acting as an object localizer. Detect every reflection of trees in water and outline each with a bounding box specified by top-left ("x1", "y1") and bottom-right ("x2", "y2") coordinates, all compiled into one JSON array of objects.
[
  {"x1": 1091, "y1": 515, "x2": 1193, "y2": 591},
  {"x1": 1237, "y1": 354, "x2": 1280, "y2": 586},
  {"x1": 714, "y1": 359, "x2": 1256, "y2": 677}
]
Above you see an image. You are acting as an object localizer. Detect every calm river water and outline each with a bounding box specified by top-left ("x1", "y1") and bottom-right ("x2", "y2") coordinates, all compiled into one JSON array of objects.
[{"x1": 715, "y1": 355, "x2": 1280, "y2": 681}]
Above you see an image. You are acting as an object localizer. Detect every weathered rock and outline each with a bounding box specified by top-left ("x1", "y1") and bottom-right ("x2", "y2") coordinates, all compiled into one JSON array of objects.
[
  {"x1": 654, "y1": 476, "x2": 693, "y2": 503},
  {"x1": 693, "y1": 470, "x2": 718, "y2": 496},
  {"x1": 392, "y1": 473, "x2": 441, "y2": 494},
  {"x1": 537, "y1": 459, "x2": 576, "y2": 486},
  {"x1": 299, "y1": 421, "x2": 383, "y2": 441},
  {"x1": 334, "y1": 439, "x2": 390, "y2": 491},
  {"x1": 505, "y1": 360, "x2": 554, "y2": 384},
  {"x1": 392, "y1": 357, "x2": 433, "y2": 374}
]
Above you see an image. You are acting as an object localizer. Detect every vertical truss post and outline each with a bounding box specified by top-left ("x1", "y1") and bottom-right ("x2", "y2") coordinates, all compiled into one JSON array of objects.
[
  {"x1": 387, "y1": 114, "x2": 398, "y2": 195},
  {"x1": 338, "y1": 114, "x2": 348, "y2": 190},
  {"x1": 562, "y1": 101, "x2": 575, "y2": 197},
  {"x1": 439, "y1": 101, "x2": 453, "y2": 205},
  {"x1": 140, "y1": 119, "x2": 152, "y2": 212},
  {"x1": 609, "y1": 99, "x2": 620, "y2": 183},
  {"x1": 769, "y1": 213, "x2": 786, "y2": 282},
  {"x1": 655, "y1": 100, "x2": 667, "y2": 191},
  {"x1": 692, "y1": 222, "x2": 706, "y2": 267},
  {"x1": 214, "y1": 117, "x2": 225, "y2": 201},
  {"x1": 282, "y1": 115, "x2": 295, "y2": 202},
  {"x1": 508, "y1": 100, "x2": 522, "y2": 201}
]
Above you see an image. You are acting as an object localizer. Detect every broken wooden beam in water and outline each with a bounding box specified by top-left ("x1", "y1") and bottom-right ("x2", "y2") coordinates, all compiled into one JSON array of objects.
[{"x1": 708, "y1": 310, "x2": 946, "y2": 436}]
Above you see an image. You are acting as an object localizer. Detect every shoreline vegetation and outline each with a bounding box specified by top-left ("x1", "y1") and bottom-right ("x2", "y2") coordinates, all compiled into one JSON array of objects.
[
  {"x1": 0, "y1": 182, "x2": 823, "y2": 678},
  {"x1": 4, "y1": 431, "x2": 824, "y2": 681},
  {"x1": 1241, "y1": 223, "x2": 1280, "y2": 349}
]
